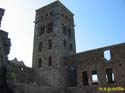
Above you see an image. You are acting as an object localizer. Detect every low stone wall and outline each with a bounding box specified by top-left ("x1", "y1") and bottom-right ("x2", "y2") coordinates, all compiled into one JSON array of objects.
[{"x1": 13, "y1": 83, "x2": 59, "y2": 93}]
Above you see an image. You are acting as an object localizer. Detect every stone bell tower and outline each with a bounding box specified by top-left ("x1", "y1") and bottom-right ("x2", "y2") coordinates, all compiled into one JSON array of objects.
[{"x1": 32, "y1": 1, "x2": 76, "y2": 87}]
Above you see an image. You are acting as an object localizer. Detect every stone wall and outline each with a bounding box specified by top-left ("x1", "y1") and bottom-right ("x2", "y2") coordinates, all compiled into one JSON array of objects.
[
  {"x1": 0, "y1": 14, "x2": 12, "y2": 92},
  {"x1": 12, "y1": 83, "x2": 59, "y2": 93},
  {"x1": 32, "y1": 1, "x2": 76, "y2": 88},
  {"x1": 64, "y1": 43, "x2": 125, "y2": 93}
]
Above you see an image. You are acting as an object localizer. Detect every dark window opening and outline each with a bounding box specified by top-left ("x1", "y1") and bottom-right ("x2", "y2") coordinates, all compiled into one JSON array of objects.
[
  {"x1": 62, "y1": 14, "x2": 64, "y2": 17},
  {"x1": 91, "y1": 70, "x2": 98, "y2": 85},
  {"x1": 22, "y1": 90, "x2": 24, "y2": 93},
  {"x1": 47, "y1": 23, "x2": 53, "y2": 33},
  {"x1": 62, "y1": 25, "x2": 67, "y2": 35},
  {"x1": 68, "y1": 28, "x2": 71, "y2": 37},
  {"x1": 48, "y1": 56, "x2": 52, "y2": 66},
  {"x1": 65, "y1": 16, "x2": 68, "y2": 19},
  {"x1": 39, "y1": 25, "x2": 45, "y2": 36},
  {"x1": 46, "y1": 14, "x2": 48, "y2": 17},
  {"x1": 104, "y1": 50, "x2": 111, "y2": 61},
  {"x1": 68, "y1": 19, "x2": 70, "y2": 22},
  {"x1": 70, "y1": 43, "x2": 73, "y2": 50},
  {"x1": 38, "y1": 58, "x2": 42, "y2": 68},
  {"x1": 67, "y1": 66, "x2": 77, "y2": 87},
  {"x1": 106, "y1": 68, "x2": 115, "y2": 83},
  {"x1": 63, "y1": 40, "x2": 66, "y2": 47},
  {"x1": 48, "y1": 39, "x2": 52, "y2": 49},
  {"x1": 38, "y1": 42, "x2": 42, "y2": 52},
  {"x1": 41, "y1": 16, "x2": 43, "y2": 19},
  {"x1": 82, "y1": 71, "x2": 88, "y2": 86},
  {"x1": 50, "y1": 12, "x2": 53, "y2": 16}
]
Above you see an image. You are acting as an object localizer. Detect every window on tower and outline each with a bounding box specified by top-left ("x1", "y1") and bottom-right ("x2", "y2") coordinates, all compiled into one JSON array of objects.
[
  {"x1": 39, "y1": 25, "x2": 45, "y2": 36},
  {"x1": 68, "y1": 28, "x2": 71, "y2": 37},
  {"x1": 63, "y1": 39, "x2": 66, "y2": 47},
  {"x1": 38, "y1": 42, "x2": 42, "y2": 52},
  {"x1": 50, "y1": 12, "x2": 53, "y2": 16},
  {"x1": 48, "y1": 56, "x2": 52, "y2": 66},
  {"x1": 47, "y1": 23, "x2": 53, "y2": 33},
  {"x1": 48, "y1": 39, "x2": 52, "y2": 49},
  {"x1": 70, "y1": 43, "x2": 73, "y2": 50},
  {"x1": 38, "y1": 58, "x2": 42, "y2": 68},
  {"x1": 62, "y1": 24, "x2": 67, "y2": 35},
  {"x1": 45, "y1": 14, "x2": 49, "y2": 17}
]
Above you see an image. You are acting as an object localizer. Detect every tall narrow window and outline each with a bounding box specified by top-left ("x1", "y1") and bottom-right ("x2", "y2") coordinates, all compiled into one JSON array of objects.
[
  {"x1": 47, "y1": 23, "x2": 53, "y2": 33},
  {"x1": 67, "y1": 66, "x2": 77, "y2": 87},
  {"x1": 38, "y1": 42, "x2": 42, "y2": 52},
  {"x1": 48, "y1": 56, "x2": 52, "y2": 66},
  {"x1": 106, "y1": 68, "x2": 115, "y2": 83},
  {"x1": 38, "y1": 58, "x2": 42, "y2": 68},
  {"x1": 63, "y1": 40, "x2": 66, "y2": 47},
  {"x1": 91, "y1": 70, "x2": 98, "y2": 85},
  {"x1": 70, "y1": 43, "x2": 73, "y2": 50},
  {"x1": 45, "y1": 14, "x2": 49, "y2": 17},
  {"x1": 48, "y1": 39, "x2": 52, "y2": 49},
  {"x1": 39, "y1": 25, "x2": 45, "y2": 36},
  {"x1": 68, "y1": 28, "x2": 71, "y2": 37},
  {"x1": 62, "y1": 25, "x2": 67, "y2": 35},
  {"x1": 82, "y1": 71, "x2": 88, "y2": 86},
  {"x1": 104, "y1": 50, "x2": 111, "y2": 61}
]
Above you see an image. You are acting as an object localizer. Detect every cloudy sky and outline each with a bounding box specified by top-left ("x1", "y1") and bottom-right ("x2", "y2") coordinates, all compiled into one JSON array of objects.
[{"x1": 0, "y1": 0, "x2": 125, "y2": 67}]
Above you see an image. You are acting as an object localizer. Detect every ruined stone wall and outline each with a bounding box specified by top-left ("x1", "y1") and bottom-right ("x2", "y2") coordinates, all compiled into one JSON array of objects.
[
  {"x1": 0, "y1": 8, "x2": 10, "y2": 65},
  {"x1": 9, "y1": 63, "x2": 35, "y2": 84},
  {"x1": 12, "y1": 83, "x2": 59, "y2": 93},
  {"x1": 1, "y1": 1, "x2": 124, "y2": 93},
  {"x1": 64, "y1": 43, "x2": 125, "y2": 93},
  {"x1": 0, "y1": 9, "x2": 12, "y2": 93},
  {"x1": 0, "y1": 27, "x2": 10, "y2": 77}
]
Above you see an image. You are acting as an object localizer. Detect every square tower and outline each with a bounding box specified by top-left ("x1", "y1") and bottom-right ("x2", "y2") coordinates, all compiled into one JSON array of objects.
[{"x1": 32, "y1": 1, "x2": 76, "y2": 87}]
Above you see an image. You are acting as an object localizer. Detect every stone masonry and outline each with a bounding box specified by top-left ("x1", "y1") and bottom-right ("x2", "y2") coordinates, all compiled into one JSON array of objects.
[
  {"x1": 32, "y1": 1, "x2": 76, "y2": 88},
  {"x1": 0, "y1": 8, "x2": 12, "y2": 93},
  {"x1": 64, "y1": 43, "x2": 125, "y2": 93},
  {"x1": 0, "y1": 1, "x2": 125, "y2": 93}
]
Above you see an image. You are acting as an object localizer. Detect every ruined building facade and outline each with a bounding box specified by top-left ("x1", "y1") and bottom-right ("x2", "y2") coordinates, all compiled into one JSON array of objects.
[
  {"x1": 0, "y1": 8, "x2": 12, "y2": 93},
  {"x1": 0, "y1": 1, "x2": 125, "y2": 93}
]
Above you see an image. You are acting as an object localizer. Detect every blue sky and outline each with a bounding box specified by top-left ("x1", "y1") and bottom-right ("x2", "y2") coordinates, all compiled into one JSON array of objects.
[{"x1": 0, "y1": 0, "x2": 125, "y2": 67}]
